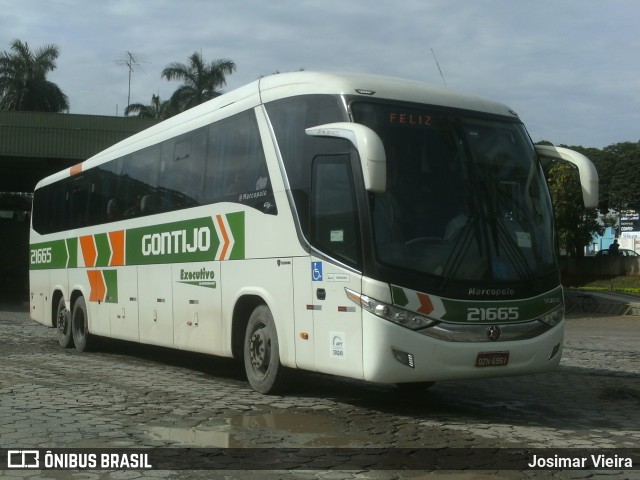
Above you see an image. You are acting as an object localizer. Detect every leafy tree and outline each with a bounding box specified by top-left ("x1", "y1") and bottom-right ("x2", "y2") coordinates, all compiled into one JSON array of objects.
[
  {"x1": 161, "y1": 52, "x2": 235, "y2": 113},
  {"x1": 0, "y1": 39, "x2": 69, "y2": 112},
  {"x1": 125, "y1": 94, "x2": 174, "y2": 119},
  {"x1": 547, "y1": 162, "x2": 603, "y2": 256},
  {"x1": 559, "y1": 144, "x2": 612, "y2": 212},
  {"x1": 562, "y1": 142, "x2": 640, "y2": 213},
  {"x1": 603, "y1": 142, "x2": 640, "y2": 211}
]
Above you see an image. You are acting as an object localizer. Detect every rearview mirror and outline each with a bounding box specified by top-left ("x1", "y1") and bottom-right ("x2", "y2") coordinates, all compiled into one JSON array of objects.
[
  {"x1": 306, "y1": 122, "x2": 386, "y2": 193},
  {"x1": 535, "y1": 145, "x2": 599, "y2": 208}
]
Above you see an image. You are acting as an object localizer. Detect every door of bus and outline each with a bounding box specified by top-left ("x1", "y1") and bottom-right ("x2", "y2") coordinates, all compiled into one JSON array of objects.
[{"x1": 308, "y1": 155, "x2": 364, "y2": 379}]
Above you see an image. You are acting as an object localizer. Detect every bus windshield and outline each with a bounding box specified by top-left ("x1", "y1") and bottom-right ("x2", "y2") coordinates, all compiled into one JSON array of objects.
[{"x1": 351, "y1": 101, "x2": 556, "y2": 284}]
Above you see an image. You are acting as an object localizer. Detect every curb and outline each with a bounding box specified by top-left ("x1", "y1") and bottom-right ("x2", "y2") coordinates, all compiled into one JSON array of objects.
[{"x1": 568, "y1": 290, "x2": 640, "y2": 316}]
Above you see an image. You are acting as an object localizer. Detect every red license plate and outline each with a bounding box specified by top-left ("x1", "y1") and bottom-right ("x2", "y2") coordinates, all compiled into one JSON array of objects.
[{"x1": 476, "y1": 351, "x2": 509, "y2": 367}]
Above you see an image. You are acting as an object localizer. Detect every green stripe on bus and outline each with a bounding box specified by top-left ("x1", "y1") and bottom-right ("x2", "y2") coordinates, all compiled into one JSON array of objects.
[
  {"x1": 103, "y1": 270, "x2": 118, "y2": 303},
  {"x1": 31, "y1": 212, "x2": 246, "y2": 269},
  {"x1": 226, "y1": 211, "x2": 245, "y2": 260},
  {"x1": 440, "y1": 286, "x2": 563, "y2": 322},
  {"x1": 66, "y1": 238, "x2": 78, "y2": 268},
  {"x1": 29, "y1": 240, "x2": 68, "y2": 270},
  {"x1": 126, "y1": 217, "x2": 218, "y2": 265},
  {"x1": 95, "y1": 233, "x2": 111, "y2": 267},
  {"x1": 124, "y1": 213, "x2": 245, "y2": 265},
  {"x1": 391, "y1": 285, "x2": 409, "y2": 308}
]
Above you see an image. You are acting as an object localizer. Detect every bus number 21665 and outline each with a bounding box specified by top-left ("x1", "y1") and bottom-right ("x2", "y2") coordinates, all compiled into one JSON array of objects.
[
  {"x1": 31, "y1": 247, "x2": 52, "y2": 265},
  {"x1": 467, "y1": 307, "x2": 519, "y2": 322}
]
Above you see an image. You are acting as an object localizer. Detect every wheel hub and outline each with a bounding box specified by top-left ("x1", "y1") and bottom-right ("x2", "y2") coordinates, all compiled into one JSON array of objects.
[
  {"x1": 57, "y1": 309, "x2": 67, "y2": 334},
  {"x1": 250, "y1": 327, "x2": 269, "y2": 371}
]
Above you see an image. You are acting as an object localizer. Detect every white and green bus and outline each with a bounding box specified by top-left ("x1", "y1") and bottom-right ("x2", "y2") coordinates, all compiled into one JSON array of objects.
[{"x1": 29, "y1": 72, "x2": 598, "y2": 394}]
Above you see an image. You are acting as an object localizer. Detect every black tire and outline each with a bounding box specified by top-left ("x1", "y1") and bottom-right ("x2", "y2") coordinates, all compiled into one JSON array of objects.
[
  {"x1": 243, "y1": 305, "x2": 286, "y2": 394},
  {"x1": 396, "y1": 381, "x2": 435, "y2": 393},
  {"x1": 564, "y1": 299, "x2": 575, "y2": 314},
  {"x1": 581, "y1": 296, "x2": 598, "y2": 313},
  {"x1": 71, "y1": 296, "x2": 95, "y2": 352},
  {"x1": 56, "y1": 296, "x2": 73, "y2": 348}
]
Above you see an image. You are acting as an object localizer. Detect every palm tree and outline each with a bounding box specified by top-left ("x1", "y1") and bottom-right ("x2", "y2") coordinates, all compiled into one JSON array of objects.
[
  {"x1": 161, "y1": 52, "x2": 236, "y2": 113},
  {"x1": 124, "y1": 94, "x2": 174, "y2": 119},
  {"x1": 0, "y1": 39, "x2": 69, "y2": 112}
]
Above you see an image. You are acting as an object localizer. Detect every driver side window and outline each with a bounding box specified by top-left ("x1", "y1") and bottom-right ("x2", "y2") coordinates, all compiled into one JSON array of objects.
[{"x1": 310, "y1": 156, "x2": 361, "y2": 268}]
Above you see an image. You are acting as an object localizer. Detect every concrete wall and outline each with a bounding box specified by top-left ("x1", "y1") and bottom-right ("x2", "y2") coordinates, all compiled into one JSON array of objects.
[{"x1": 561, "y1": 256, "x2": 640, "y2": 276}]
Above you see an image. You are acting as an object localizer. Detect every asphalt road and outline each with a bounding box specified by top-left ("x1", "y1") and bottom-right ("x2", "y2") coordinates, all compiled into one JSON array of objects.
[{"x1": 0, "y1": 301, "x2": 638, "y2": 479}]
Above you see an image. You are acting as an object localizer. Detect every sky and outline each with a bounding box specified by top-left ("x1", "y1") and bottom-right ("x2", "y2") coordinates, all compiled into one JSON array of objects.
[{"x1": 1, "y1": 0, "x2": 639, "y2": 149}]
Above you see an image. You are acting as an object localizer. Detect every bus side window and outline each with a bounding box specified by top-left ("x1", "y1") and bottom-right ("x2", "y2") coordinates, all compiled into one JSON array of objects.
[
  {"x1": 34, "y1": 185, "x2": 67, "y2": 234},
  {"x1": 160, "y1": 130, "x2": 205, "y2": 208},
  {"x1": 107, "y1": 198, "x2": 121, "y2": 221},
  {"x1": 115, "y1": 145, "x2": 163, "y2": 218},
  {"x1": 204, "y1": 110, "x2": 275, "y2": 214},
  {"x1": 265, "y1": 95, "x2": 347, "y2": 232},
  {"x1": 68, "y1": 177, "x2": 89, "y2": 228}
]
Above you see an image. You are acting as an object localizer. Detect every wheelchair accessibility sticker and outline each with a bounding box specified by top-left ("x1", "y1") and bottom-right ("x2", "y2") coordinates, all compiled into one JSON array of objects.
[{"x1": 312, "y1": 262, "x2": 323, "y2": 281}]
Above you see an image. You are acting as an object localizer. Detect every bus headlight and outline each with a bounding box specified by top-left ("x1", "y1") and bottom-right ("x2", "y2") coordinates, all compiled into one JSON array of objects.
[
  {"x1": 345, "y1": 288, "x2": 438, "y2": 330},
  {"x1": 538, "y1": 305, "x2": 564, "y2": 327}
]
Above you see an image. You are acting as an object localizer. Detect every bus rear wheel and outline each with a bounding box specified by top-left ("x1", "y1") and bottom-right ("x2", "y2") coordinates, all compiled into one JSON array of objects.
[
  {"x1": 71, "y1": 296, "x2": 95, "y2": 352},
  {"x1": 56, "y1": 296, "x2": 73, "y2": 348},
  {"x1": 243, "y1": 305, "x2": 285, "y2": 394}
]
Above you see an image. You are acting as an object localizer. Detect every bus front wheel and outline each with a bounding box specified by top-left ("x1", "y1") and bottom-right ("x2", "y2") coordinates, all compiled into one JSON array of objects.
[
  {"x1": 396, "y1": 381, "x2": 435, "y2": 393},
  {"x1": 71, "y1": 296, "x2": 95, "y2": 352},
  {"x1": 56, "y1": 296, "x2": 73, "y2": 348},
  {"x1": 243, "y1": 305, "x2": 285, "y2": 394}
]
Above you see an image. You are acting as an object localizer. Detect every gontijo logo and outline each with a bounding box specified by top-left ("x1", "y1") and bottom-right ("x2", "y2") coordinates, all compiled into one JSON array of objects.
[
  {"x1": 141, "y1": 227, "x2": 210, "y2": 256},
  {"x1": 127, "y1": 213, "x2": 244, "y2": 265}
]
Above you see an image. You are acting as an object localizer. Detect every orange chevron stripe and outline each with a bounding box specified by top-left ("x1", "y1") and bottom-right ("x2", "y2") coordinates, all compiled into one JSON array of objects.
[
  {"x1": 79, "y1": 235, "x2": 97, "y2": 267},
  {"x1": 108, "y1": 230, "x2": 125, "y2": 266},
  {"x1": 87, "y1": 270, "x2": 106, "y2": 303},
  {"x1": 417, "y1": 292, "x2": 434, "y2": 315},
  {"x1": 216, "y1": 215, "x2": 230, "y2": 260},
  {"x1": 70, "y1": 163, "x2": 83, "y2": 176}
]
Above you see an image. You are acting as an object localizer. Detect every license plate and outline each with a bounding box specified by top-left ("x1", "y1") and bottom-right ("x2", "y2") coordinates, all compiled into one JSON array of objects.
[{"x1": 476, "y1": 351, "x2": 509, "y2": 367}]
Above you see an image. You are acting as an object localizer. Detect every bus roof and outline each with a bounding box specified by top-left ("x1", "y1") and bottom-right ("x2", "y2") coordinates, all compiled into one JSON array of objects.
[
  {"x1": 258, "y1": 71, "x2": 517, "y2": 118},
  {"x1": 35, "y1": 72, "x2": 518, "y2": 190}
]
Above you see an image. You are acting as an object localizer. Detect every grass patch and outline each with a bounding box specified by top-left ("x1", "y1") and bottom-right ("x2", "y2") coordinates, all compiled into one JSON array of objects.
[{"x1": 561, "y1": 274, "x2": 640, "y2": 295}]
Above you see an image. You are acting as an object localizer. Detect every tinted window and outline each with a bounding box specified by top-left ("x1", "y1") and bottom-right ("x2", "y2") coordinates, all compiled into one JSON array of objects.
[
  {"x1": 265, "y1": 95, "x2": 347, "y2": 237},
  {"x1": 32, "y1": 110, "x2": 274, "y2": 234},
  {"x1": 311, "y1": 156, "x2": 361, "y2": 267},
  {"x1": 204, "y1": 110, "x2": 275, "y2": 213},
  {"x1": 158, "y1": 130, "x2": 204, "y2": 211}
]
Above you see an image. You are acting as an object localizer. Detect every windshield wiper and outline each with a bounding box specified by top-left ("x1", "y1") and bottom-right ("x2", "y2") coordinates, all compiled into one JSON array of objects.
[
  {"x1": 438, "y1": 213, "x2": 483, "y2": 289},
  {"x1": 494, "y1": 218, "x2": 536, "y2": 282}
]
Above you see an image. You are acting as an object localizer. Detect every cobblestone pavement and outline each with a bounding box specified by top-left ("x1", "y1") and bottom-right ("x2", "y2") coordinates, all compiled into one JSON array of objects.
[{"x1": 0, "y1": 301, "x2": 638, "y2": 480}]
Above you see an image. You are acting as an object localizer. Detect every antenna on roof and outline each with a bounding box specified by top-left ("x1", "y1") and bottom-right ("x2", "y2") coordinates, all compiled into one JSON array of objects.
[
  {"x1": 115, "y1": 51, "x2": 148, "y2": 112},
  {"x1": 431, "y1": 48, "x2": 447, "y2": 87}
]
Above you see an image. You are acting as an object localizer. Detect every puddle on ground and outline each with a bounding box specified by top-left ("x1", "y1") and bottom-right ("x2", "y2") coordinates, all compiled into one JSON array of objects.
[
  {"x1": 458, "y1": 399, "x2": 534, "y2": 413},
  {"x1": 146, "y1": 411, "x2": 370, "y2": 447},
  {"x1": 227, "y1": 412, "x2": 335, "y2": 433},
  {"x1": 146, "y1": 424, "x2": 244, "y2": 447}
]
